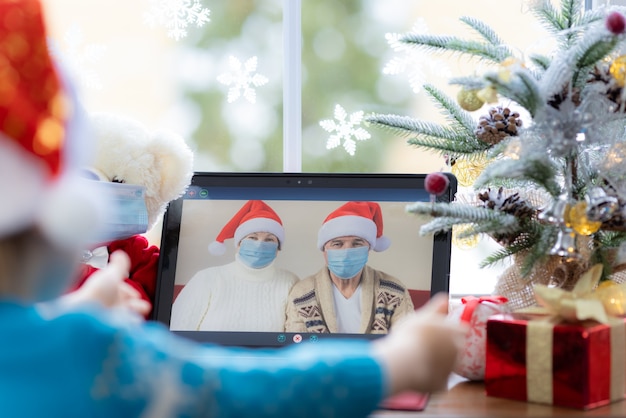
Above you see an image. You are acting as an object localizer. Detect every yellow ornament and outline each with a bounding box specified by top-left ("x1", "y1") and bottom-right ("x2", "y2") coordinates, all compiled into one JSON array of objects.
[
  {"x1": 451, "y1": 156, "x2": 490, "y2": 187},
  {"x1": 609, "y1": 55, "x2": 626, "y2": 87},
  {"x1": 457, "y1": 88, "x2": 484, "y2": 112},
  {"x1": 597, "y1": 279, "x2": 617, "y2": 290},
  {"x1": 568, "y1": 201, "x2": 602, "y2": 236},
  {"x1": 476, "y1": 86, "x2": 498, "y2": 104},
  {"x1": 498, "y1": 57, "x2": 524, "y2": 83}
]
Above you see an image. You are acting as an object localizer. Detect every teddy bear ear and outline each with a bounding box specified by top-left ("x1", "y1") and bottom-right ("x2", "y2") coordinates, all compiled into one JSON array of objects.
[{"x1": 149, "y1": 130, "x2": 194, "y2": 205}]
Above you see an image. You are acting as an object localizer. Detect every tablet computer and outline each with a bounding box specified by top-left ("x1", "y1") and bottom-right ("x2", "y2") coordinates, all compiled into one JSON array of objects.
[{"x1": 153, "y1": 172, "x2": 456, "y2": 348}]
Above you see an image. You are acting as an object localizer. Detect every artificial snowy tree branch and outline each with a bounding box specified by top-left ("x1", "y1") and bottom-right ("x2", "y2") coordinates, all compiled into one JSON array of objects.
[
  {"x1": 449, "y1": 76, "x2": 489, "y2": 91},
  {"x1": 406, "y1": 202, "x2": 519, "y2": 233},
  {"x1": 475, "y1": 157, "x2": 561, "y2": 197},
  {"x1": 423, "y1": 84, "x2": 477, "y2": 134},
  {"x1": 366, "y1": 114, "x2": 460, "y2": 140},
  {"x1": 528, "y1": 54, "x2": 551, "y2": 72},
  {"x1": 398, "y1": 33, "x2": 510, "y2": 63},
  {"x1": 459, "y1": 16, "x2": 505, "y2": 47},
  {"x1": 484, "y1": 69, "x2": 543, "y2": 117}
]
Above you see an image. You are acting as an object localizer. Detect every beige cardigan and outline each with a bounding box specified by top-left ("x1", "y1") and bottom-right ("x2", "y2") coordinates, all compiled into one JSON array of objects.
[{"x1": 285, "y1": 265, "x2": 414, "y2": 334}]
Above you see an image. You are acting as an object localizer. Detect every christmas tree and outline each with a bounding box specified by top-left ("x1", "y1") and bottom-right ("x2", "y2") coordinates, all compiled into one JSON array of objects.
[{"x1": 367, "y1": 0, "x2": 626, "y2": 308}]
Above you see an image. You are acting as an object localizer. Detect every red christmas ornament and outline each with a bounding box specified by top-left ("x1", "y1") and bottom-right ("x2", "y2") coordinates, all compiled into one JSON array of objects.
[
  {"x1": 425, "y1": 172, "x2": 450, "y2": 196},
  {"x1": 606, "y1": 11, "x2": 626, "y2": 35}
]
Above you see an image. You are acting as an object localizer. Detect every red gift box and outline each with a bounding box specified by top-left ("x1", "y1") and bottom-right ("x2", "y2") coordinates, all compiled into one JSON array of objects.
[{"x1": 485, "y1": 313, "x2": 626, "y2": 410}]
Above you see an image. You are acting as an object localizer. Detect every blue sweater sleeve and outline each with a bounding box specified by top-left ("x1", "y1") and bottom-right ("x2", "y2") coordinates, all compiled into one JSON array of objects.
[{"x1": 93, "y1": 318, "x2": 386, "y2": 418}]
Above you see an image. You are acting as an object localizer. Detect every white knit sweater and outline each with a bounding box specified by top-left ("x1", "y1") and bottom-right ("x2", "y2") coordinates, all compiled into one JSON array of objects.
[{"x1": 170, "y1": 255, "x2": 299, "y2": 332}]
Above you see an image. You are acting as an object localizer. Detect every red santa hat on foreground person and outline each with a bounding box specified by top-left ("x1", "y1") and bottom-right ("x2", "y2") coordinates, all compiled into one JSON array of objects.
[
  {"x1": 317, "y1": 201, "x2": 390, "y2": 252},
  {"x1": 209, "y1": 200, "x2": 285, "y2": 255},
  {"x1": 0, "y1": 0, "x2": 103, "y2": 248}
]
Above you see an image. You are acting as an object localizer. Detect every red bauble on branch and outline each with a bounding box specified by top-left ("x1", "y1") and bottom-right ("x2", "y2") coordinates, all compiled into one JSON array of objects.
[
  {"x1": 606, "y1": 11, "x2": 626, "y2": 35},
  {"x1": 425, "y1": 172, "x2": 450, "y2": 196}
]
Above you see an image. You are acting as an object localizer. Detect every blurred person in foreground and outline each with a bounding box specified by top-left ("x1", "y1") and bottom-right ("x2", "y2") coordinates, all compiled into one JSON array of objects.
[{"x1": 0, "y1": 1, "x2": 467, "y2": 416}]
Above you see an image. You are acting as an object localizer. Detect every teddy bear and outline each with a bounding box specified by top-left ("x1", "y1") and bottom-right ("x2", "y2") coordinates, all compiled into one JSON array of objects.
[{"x1": 69, "y1": 112, "x2": 194, "y2": 318}]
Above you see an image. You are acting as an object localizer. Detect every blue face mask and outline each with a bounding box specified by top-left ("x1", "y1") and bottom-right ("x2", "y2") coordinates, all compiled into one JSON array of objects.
[
  {"x1": 326, "y1": 246, "x2": 369, "y2": 280},
  {"x1": 238, "y1": 239, "x2": 278, "y2": 269},
  {"x1": 90, "y1": 181, "x2": 149, "y2": 244}
]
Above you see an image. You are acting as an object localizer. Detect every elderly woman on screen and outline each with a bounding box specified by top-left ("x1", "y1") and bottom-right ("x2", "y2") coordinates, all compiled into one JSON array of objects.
[{"x1": 170, "y1": 200, "x2": 299, "y2": 332}]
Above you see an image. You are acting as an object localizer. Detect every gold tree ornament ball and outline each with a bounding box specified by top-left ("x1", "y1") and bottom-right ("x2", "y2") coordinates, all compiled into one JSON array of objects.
[
  {"x1": 476, "y1": 86, "x2": 498, "y2": 104},
  {"x1": 452, "y1": 224, "x2": 480, "y2": 250},
  {"x1": 568, "y1": 201, "x2": 602, "y2": 236},
  {"x1": 597, "y1": 279, "x2": 617, "y2": 290},
  {"x1": 498, "y1": 57, "x2": 525, "y2": 83},
  {"x1": 609, "y1": 55, "x2": 626, "y2": 87},
  {"x1": 451, "y1": 157, "x2": 489, "y2": 187},
  {"x1": 457, "y1": 88, "x2": 484, "y2": 111}
]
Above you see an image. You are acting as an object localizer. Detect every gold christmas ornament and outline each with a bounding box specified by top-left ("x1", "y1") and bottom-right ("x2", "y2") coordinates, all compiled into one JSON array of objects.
[
  {"x1": 476, "y1": 86, "x2": 498, "y2": 104},
  {"x1": 609, "y1": 55, "x2": 626, "y2": 87},
  {"x1": 498, "y1": 57, "x2": 525, "y2": 83},
  {"x1": 568, "y1": 201, "x2": 602, "y2": 236},
  {"x1": 597, "y1": 279, "x2": 617, "y2": 290},
  {"x1": 451, "y1": 157, "x2": 489, "y2": 187},
  {"x1": 457, "y1": 88, "x2": 484, "y2": 111},
  {"x1": 452, "y1": 224, "x2": 480, "y2": 249}
]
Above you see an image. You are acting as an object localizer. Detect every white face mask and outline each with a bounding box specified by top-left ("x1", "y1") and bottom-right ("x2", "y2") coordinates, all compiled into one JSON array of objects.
[{"x1": 89, "y1": 181, "x2": 149, "y2": 244}]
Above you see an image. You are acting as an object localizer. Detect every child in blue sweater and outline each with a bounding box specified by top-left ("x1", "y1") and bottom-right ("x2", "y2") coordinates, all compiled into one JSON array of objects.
[{"x1": 0, "y1": 1, "x2": 467, "y2": 417}]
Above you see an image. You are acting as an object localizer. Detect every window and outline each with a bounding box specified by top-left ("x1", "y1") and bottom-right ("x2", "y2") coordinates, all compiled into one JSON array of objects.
[{"x1": 42, "y1": 0, "x2": 567, "y2": 295}]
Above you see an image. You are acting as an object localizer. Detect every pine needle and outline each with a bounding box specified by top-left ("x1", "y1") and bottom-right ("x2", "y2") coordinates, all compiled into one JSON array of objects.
[
  {"x1": 406, "y1": 202, "x2": 519, "y2": 232},
  {"x1": 424, "y1": 84, "x2": 477, "y2": 134},
  {"x1": 475, "y1": 157, "x2": 562, "y2": 197},
  {"x1": 398, "y1": 33, "x2": 510, "y2": 63},
  {"x1": 484, "y1": 69, "x2": 543, "y2": 117},
  {"x1": 459, "y1": 16, "x2": 505, "y2": 47}
]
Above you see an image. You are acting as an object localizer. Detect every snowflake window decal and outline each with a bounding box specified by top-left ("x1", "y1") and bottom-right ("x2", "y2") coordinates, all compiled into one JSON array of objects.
[
  {"x1": 48, "y1": 24, "x2": 107, "y2": 91},
  {"x1": 144, "y1": 0, "x2": 211, "y2": 41},
  {"x1": 217, "y1": 56, "x2": 269, "y2": 104},
  {"x1": 319, "y1": 104, "x2": 371, "y2": 156},
  {"x1": 383, "y1": 19, "x2": 450, "y2": 93}
]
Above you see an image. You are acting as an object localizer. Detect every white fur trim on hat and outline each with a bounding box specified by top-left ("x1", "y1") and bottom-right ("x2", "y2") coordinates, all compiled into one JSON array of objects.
[
  {"x1": 234, "y1": 218, "x2": 284, "y2": 248},
  {"x1": 318, "y1": 215, "x2": 390, "y2": 252},
  {"x1": 38, "y1": 174, "x2": 110, "y2": 249},
  {"x1": 0, "y1": 133, "x2": 47, "y2": 238}
]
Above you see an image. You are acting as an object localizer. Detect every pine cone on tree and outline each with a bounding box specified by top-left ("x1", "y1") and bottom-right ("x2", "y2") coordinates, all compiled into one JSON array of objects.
[
  {"x1": 547, "y1": 85, "x2": 582, "y2": 110},
  {"x1": 478, "y1": 187, "x2": 536, "y2": 244},
  {"x1": 475, "y1": 106, "x2": 522, "y2": 145},
  {"x1": 478, "y1": 187, "x2": 535, "y2": 218},
  {"x1": 587, "y1": 64, "x2": 624, "y2": 113}
]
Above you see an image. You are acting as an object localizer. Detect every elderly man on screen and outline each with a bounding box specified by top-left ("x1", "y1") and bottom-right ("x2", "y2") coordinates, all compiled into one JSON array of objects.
[{"x1": 285, "y1": 201, "x2": 414, "y2": 334}]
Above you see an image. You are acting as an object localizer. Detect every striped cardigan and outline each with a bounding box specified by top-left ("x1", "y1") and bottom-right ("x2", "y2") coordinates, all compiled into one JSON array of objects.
[{"x1": 285, "y1": 265, "x2": 414, "y2": 334}]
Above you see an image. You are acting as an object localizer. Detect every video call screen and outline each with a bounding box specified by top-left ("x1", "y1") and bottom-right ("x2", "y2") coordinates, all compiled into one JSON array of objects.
[{"x1": 154, "y1": 173, "x2": 453, "y2": 347}]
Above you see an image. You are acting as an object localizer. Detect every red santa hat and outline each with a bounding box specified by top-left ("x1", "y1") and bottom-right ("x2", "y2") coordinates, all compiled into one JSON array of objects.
[
  {"x1": 209, "y1": 200, "x2": 285, "y2": 255},
  {"x1": 0, "y1": 0, "x2": 103, "y2": 247},
  {"x1": 317, "y1": 201, "x2": 390, "y2": 252}
]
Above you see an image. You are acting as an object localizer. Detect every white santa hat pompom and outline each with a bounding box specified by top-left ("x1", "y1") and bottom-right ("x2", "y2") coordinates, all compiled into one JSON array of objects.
[{"x1": 208, "y1": 240, "x2": 227, "y2": 256}]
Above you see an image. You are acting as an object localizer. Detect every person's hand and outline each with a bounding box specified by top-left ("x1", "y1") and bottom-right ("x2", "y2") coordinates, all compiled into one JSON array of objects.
[
  {"x1": 63, "y1": 250, "x2": 151, "y2": 317},
  {"x1": 372, "y1": 293, "x2": 468, "y2": 395}
]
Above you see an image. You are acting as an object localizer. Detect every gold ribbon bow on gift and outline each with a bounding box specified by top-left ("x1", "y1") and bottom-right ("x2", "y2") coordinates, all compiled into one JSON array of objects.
[
  {"x1": 527, "y1": 264, "x2": 626, "y2": 324},
  {"x1": 520, "y1": 264, "x2": 626, "y2": 405}
]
